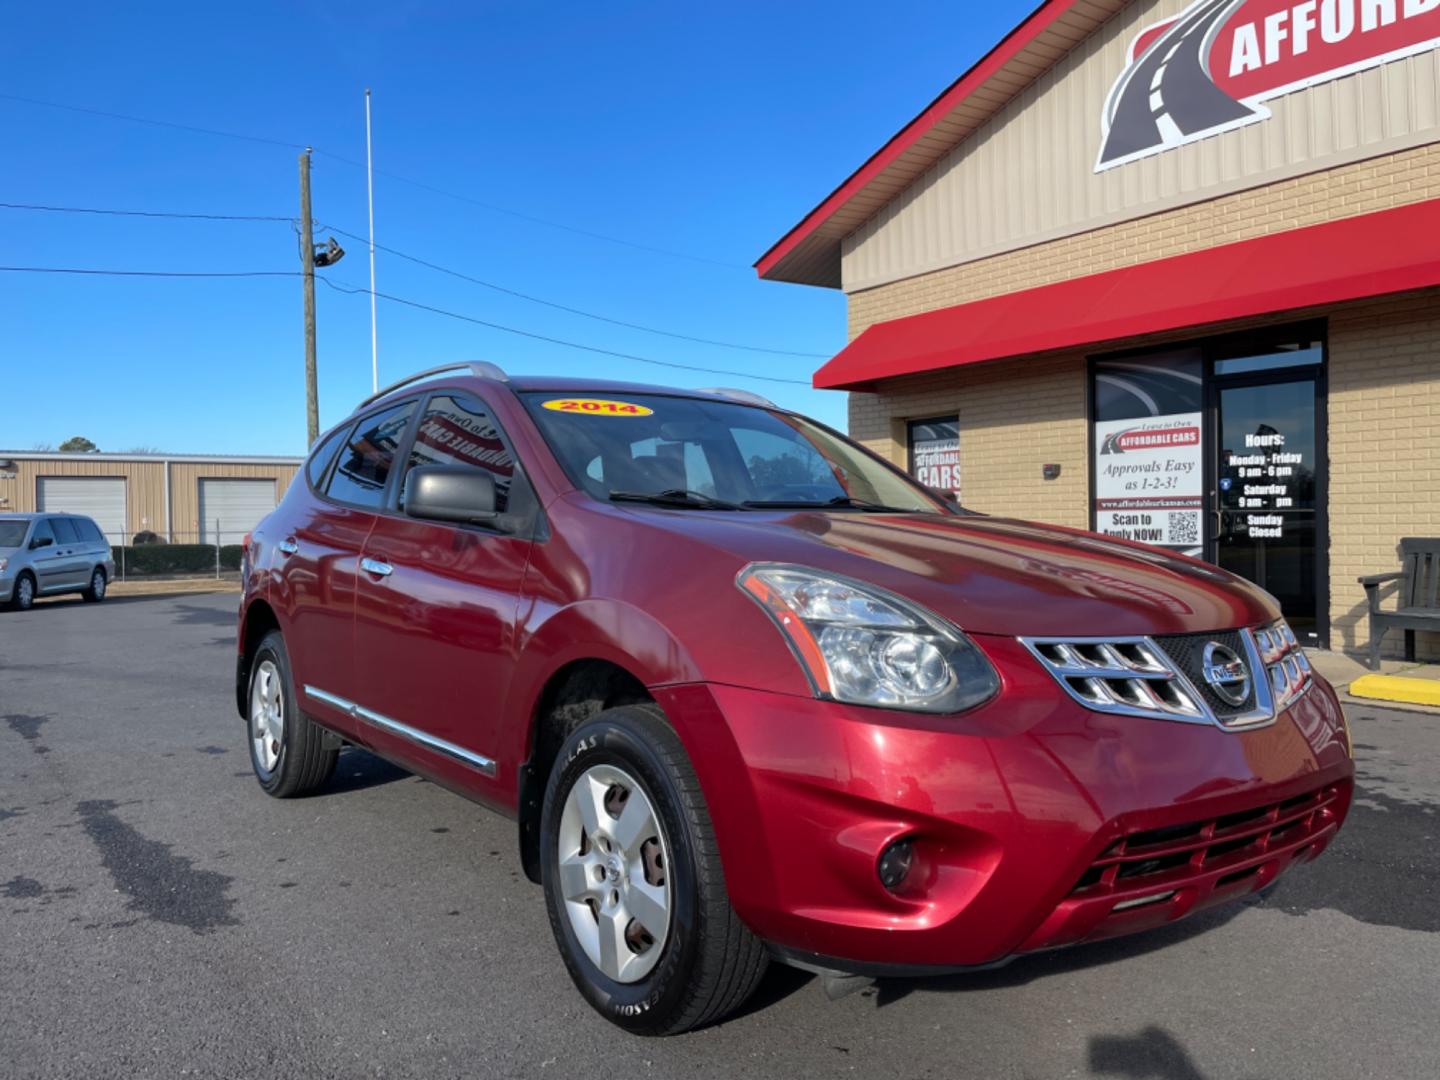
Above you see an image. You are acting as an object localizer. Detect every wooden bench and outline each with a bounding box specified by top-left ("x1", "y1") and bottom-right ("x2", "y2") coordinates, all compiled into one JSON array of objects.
[{"x1": 1359, "y1": 538, "x2": 1440, "y2": 669}]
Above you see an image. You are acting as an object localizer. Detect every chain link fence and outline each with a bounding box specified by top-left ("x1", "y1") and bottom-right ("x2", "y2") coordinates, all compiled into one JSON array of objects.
[{"x1": 103, "y1": 523, "x2": 249, "y2": 582}]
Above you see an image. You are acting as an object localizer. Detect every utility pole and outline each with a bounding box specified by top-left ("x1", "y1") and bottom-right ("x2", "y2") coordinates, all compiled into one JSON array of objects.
[{"x1": 299, "y1": 148, "x2": 320, "y2": 446}]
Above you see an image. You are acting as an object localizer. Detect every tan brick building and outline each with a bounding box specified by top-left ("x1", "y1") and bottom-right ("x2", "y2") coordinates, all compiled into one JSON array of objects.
[{"x1": 758, "y1": 0, "x2": 1440, "y2": 659}]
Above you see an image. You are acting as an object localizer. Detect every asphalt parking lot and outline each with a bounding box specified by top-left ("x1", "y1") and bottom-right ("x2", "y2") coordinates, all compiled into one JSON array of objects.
[{"x1": 2, "y1": 592, "x2": 1438, "y2": 1079}]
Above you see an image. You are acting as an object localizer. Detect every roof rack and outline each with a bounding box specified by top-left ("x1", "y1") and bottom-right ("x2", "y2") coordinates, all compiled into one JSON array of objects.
[
  {"x1": 360, "y1": 361, "x2": 507, "y2": 408},
  {"x1": 697, "y1": 387, "x2": 778, "y2": 408}
]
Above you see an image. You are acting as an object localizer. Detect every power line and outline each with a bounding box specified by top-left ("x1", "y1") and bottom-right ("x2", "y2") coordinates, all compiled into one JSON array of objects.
[
  {"x1": 319, "y1": 278, "x2": 811, "y2": 387},
  {"x1": 0, "y1": 199, "x2": 821, "y2": 358},
  {"x1": 0, "y1": 91, "x2": 310, "y2": 153},
  {"x1": 327, "y1": 159, "x2": 744, "y2": 269},
  {"x1": 0, "y1": 200, "x2": 293, "y2": 223},
  {"x1": 0, "y1": 265, "x2": 298, "y2": 278},
  {"x1": 0, "y1": 90, "x2": 743, "y2": 268},
  {"x1": 318, "y1": 224, "x2": 825, "y2": 358},
  {"x1": 0, "y1": 262, "x2": 812, "y2": 386}
]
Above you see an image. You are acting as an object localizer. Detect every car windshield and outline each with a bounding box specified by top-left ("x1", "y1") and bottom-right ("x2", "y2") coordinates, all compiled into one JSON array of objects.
[
  {"x1": 0, "y1": 521, "x2": 28, "y2": 548},
  {"x1": 521, "y1": 392, "x2": 949, "y2": 513}
]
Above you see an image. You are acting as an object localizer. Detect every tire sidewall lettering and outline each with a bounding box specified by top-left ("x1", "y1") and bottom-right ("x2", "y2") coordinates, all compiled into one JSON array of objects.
[{"x1": 542, "y1": 713, "x2": 702, "y2": 1029}]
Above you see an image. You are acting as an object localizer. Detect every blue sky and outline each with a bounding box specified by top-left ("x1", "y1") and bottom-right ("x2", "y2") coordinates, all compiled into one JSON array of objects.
[{"x1": 2, "y1": 1, "x2": 1029, "y2": 455}]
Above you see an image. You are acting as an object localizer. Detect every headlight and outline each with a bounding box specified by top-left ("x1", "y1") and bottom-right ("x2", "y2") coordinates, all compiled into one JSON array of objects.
[
  {"x1": 0, "y1": 556, "x2": 7, "y2": 573},
  {"x1": 737, "y1": 563, "x2": 1000, "y2": 714}
]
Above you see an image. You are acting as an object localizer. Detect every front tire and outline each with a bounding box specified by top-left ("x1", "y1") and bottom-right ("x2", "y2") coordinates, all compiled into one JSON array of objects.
[
  {"x1": 8, "y1": 572, "x2": 36, "y2": 612},
  {"x1": 539, "y1": 704, "x2": 767, "y2": 1035},
  {"x1": 246, "y1": 630, "x2": 338, "y2": 797},
  {"x1": 82, "y1": 567, "x2": 107, "y2": 603}
]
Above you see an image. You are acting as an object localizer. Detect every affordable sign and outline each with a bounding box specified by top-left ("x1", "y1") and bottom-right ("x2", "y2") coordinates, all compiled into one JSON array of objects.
[{"x1": 1097, "y1": 0, "x2": 1440, "y2": 170}]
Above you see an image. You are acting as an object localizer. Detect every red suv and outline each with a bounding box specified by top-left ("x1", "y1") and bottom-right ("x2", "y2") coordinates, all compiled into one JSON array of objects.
[{"x1": 237, "y1": 362, "x2": 1353, "y2": 1034}]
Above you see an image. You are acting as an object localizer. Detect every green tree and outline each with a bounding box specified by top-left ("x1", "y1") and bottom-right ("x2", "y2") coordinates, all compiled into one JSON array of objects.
[{"x1": 58, "y1": 436, "x2": 99, "y2": 453}]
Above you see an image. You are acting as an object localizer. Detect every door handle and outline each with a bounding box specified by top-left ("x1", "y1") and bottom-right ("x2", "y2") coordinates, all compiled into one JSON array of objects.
[
  {"x1": 277, "y1": 538, "x2": 298, "y2": 555},
  {"x1": 360, "y1": 557, "x2": 393, "y2": 577}
]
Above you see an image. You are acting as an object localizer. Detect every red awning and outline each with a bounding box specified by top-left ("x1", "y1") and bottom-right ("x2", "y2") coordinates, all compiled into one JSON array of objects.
[{"x1": 816, "y1": 199, "x2": 1440, "y2": 390}]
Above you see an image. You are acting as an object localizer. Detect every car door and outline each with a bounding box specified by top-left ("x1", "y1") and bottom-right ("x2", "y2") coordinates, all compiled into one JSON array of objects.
[
  {"x1": 25, "y1": 519, "x2": 66, "y2": 592},
  {"x1": 273, "y1": 400, "x2": 419, "y2": 736},
  {"x1": 47, "y1": 517, "x2": 89, "y2": 588},
  {"x1": 351, "y1": 391, "x2": 538, "y2": 798}
]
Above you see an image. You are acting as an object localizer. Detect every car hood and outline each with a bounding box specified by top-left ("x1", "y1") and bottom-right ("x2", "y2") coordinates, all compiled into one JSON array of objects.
[{"x1": 632, "y1": 508, "x2": 1277, "y2": 637}]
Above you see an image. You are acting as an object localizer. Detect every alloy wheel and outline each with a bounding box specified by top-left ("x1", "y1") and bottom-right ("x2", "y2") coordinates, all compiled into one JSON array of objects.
[
  {"x1": 249, "y1": 659, "x2": 284, "y2": 774},
  {"x1": 556, "y1": 763, "x2": 672, "y2": 983}
]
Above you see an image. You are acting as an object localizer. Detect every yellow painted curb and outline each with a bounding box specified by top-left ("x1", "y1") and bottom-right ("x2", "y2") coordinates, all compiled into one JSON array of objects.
[{"x1": 1348, "y1": 674, "x2": 1440, "y2": 708}]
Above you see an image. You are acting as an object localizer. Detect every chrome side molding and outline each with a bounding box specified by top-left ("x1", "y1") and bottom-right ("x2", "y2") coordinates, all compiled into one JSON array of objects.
[{"x1": 303, "y1": 685, "x2": 497, "y2": 777}]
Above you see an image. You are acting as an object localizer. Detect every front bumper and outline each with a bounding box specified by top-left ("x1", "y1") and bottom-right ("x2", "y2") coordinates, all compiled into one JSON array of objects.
[{"x1": 655, "y1": 635, "x2": 1353, "y2": 973}]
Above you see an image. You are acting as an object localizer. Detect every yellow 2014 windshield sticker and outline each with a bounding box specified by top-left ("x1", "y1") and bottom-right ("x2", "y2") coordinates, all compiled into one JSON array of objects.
[{"x1": 542, "y1": 398, "x2": 654, "y2": 417}]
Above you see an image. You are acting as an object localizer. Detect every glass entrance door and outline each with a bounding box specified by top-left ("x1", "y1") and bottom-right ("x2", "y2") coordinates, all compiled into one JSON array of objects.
[{"x1": 1212, "y1": 371, "x2": 1326, "y2": 646}]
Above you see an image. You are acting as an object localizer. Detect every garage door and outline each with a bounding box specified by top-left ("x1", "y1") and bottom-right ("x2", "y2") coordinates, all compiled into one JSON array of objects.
[
  {"x1": 198, "y1": 479, "x2": 277, "y2": 545},
  {"x1": 37, "y1": 477, "x2": 128, "y2": 544}
]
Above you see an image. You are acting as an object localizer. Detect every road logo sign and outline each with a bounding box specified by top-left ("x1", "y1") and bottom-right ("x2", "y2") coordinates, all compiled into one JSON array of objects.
[{"x1": 1097, "y1": 0, "x2": 1440, "y2": 171}]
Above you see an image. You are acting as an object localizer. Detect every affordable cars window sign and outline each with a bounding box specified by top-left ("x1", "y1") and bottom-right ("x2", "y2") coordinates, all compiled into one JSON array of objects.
[{"x1": 1097, "y1": 0, "x2": 1440, "y2": 170}]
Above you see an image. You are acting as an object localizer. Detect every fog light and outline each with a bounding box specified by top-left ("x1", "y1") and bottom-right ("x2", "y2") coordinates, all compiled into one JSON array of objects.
[{"x1": 877, "y1": 839, "x2": 914, "y2": 892}]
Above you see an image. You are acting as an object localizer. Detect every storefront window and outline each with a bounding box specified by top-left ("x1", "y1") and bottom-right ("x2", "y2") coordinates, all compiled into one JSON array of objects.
[
  {"x1": 1091, "y1": 350, "x2": 1205, "y2": 555},
  {"x1": 907, "y1": 416, "x2": 960, "y2": 498}
]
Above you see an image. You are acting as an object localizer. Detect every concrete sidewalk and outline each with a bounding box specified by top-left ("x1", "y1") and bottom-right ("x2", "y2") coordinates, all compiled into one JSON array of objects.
[{"x1": 1305, "y1": 648, "x2": 1440, "y2": 711}]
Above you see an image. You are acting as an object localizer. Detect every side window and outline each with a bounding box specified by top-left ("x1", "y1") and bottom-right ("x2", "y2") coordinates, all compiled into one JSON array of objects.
[
  {"x1": 406, "y1": 394, "x2": 516, "y2": 513},
  {"x1": 75, "y1": 518, "x2": 103, "y2": 543},
  {"x1": 51, "y1": 518, "x2": 79, "y2": 544},
  {"x1": 306, "y1": 425, "x2": 349, "y2": 490},
  {"x1": 324, "y1": 401, "x2": 417, "y2": 508},
  {"x1": 30, "y1": 519, "x2": 55, "y2": 546}
]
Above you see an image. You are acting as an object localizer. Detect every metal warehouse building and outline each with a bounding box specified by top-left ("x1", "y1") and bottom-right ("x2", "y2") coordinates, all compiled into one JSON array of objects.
[
  {"x1": 0, "y1": 452, "x2": 301, "y2": 546},
  {"x1": 758, "y1": 0, "x2": 1440, "y2": 657}
]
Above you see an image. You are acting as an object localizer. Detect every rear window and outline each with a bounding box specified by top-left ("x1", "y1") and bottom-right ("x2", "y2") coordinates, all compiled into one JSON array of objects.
[{"x1": 51, "y1": 518, "x2": 79, "y2": 544}]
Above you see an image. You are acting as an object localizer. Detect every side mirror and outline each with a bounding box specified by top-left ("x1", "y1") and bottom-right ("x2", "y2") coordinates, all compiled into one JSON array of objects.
[
  {"x1": 30, "y1": 535, "x2": 53, "y2": 550},
  {"x1": 404, "y1": 465, "x2": 497, "y2": 524}
]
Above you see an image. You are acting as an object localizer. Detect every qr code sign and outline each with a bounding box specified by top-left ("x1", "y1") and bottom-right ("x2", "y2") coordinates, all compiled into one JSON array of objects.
[{"x1": 1168, "y1": 512, "x2": 1199, "y2": 546}]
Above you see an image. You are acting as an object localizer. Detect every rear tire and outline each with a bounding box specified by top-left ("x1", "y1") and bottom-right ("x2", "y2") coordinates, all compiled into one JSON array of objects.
[
  {"x1": 82, "y1": 567, "x2": 107, "y2": 603},
  {"x1": 539, "y1": 704, "x2": 768, "y2": 1035},
  {"x1": 246, "y1": 629, "x2": 338, "y2": 797},
  {"x1": 8, "y1": 572, "x2": 36, "y2": 612}
]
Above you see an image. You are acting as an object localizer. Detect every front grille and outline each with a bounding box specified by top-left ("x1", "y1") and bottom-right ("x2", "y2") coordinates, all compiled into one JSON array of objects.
[
  {"x1": 1152, "y1": 630, "x2": 1254, "y2": 719},
  {"x1": 1022, "y1": 618, "x2": 1312, "y2": 730},
  {"x1": 1068, "y1": 783, "x2": 1345, "y2": 900}
]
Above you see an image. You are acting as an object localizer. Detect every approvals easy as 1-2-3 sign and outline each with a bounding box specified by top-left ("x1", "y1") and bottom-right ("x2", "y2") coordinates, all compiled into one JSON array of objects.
[{"x1": 1097, "y1": 0, "x2": 1440, "y2": 171}]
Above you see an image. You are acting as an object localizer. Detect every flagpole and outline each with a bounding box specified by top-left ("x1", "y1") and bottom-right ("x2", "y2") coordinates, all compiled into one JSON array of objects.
[{"x1": 365, "y1": 88, "x2": 378, "y2": 394}]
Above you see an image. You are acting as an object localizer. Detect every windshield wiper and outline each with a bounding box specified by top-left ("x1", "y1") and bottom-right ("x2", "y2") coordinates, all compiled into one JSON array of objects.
[
  {"x1": 609, "y1": 489, "x2": 747, "y2": 511},
  {"x1": 742, "y1": 495, "x2": 920, "y2": 513}
]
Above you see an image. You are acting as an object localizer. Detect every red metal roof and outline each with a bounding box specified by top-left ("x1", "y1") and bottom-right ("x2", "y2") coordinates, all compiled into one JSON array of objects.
[
  {"x1": 754, "y1": 0, "x2": 1123, "y2": 287},
  {"x1": 814, "y1": 199, "x2": 1440, "y2": 390}
]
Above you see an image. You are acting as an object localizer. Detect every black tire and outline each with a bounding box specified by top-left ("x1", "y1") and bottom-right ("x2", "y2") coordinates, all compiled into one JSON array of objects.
[
  {"x1": 81, "y1": 567, "x2": 107, "y2": 603},
  {"x1": 539, "y1": 704, "x2": 768, "y2": 1035},
  {"x1": 245, "y1": 629, "x2": 338, "y2": 798},
  {"x1": 8, "y1": 572, "x2": 36, "y2": 612}
]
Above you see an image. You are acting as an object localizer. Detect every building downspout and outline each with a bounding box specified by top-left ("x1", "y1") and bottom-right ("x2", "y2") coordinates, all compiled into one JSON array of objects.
[{"x1": 163, "y1": 459, "x2": 172, "y2": 543}]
